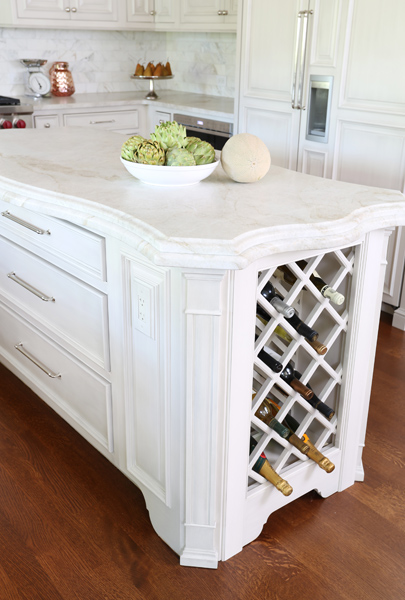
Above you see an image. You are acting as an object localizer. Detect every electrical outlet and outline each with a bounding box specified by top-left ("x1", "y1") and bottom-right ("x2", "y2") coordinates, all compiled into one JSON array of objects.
[{"x1": 134, "y1": 282, "x2": 153, "y2": 337}]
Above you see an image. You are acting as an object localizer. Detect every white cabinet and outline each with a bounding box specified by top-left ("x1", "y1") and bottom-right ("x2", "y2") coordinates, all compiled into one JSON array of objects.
[
  {"x1": 180, "y1": 0, "x2": 237, "y2": 29},
  {"x1": 149, "y1": 109, "x2": 172, "y2": 130},
  {"x1": 33, "y1": 104, "x2": 147, "y2": 137},
  {"x1": 0, "y1": 200, "x2": 113, "y2": 456},
  {"x1": 15, "y1": 0, "x2": 119, "y2": 22},
  {"x1": 126, "y1": 0, "x2": 177, "y2": 27},
  {"x1": 33, "y1": 114, "x2": 60, "y2": 129},
  {"x1": 237, "y1": 0, "x2": 405, "y2": 184}
]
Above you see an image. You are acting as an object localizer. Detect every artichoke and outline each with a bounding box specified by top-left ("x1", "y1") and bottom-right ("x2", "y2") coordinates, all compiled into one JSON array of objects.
[
  {"x1": 185, "y1": 136, "x2": 201, "y2": 148},
  {"x1": 135, "y1": 140, "x2": 165, "y2": 165},
  {"x1": 121, "y1": 135, "x2": 145, "y2": 162},
  {"x1": 150, "y1": 120, "x2": 187, "y2": 151},
  {"x1": 186, "y1": 139, "x2": 216, "y2": 165},
  {"x1": 165, "y1": 147, "x2": 196, "y2": 166}
]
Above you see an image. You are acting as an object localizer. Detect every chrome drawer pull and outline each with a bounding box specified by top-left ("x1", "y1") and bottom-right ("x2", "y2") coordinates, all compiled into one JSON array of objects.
[
  {"x1": 1, "y1": 210, "x2": 51, "y2": 235},
  {"x1": 15, "y1": 343, "x2": 61, "y2": 379},
  {"x1": 7, "y1": 272, "x2": 55, "y2": 302},
  {"x1": 89, "y1": 119, "x2": 116, "y2": 124}
]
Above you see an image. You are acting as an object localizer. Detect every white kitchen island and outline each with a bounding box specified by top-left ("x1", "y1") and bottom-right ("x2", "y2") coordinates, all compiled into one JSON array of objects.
[{"x1": 1, "y1": 128, "x2": 404, "y2": 569}]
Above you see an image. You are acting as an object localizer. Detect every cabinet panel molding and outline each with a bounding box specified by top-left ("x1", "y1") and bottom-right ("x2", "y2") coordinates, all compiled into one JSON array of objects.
[
  {"x1": 122, "y1": 255, "x2": 170, "y2": 505},
  {"x1": 340, "y1": 0, "x2": 405, "y2": 114},
  {"x1": 333, "y1": 120, "x2": 405, "y2": 191}
]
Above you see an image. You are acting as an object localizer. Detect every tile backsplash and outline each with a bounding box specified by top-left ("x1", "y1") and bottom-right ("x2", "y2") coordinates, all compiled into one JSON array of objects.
[{"x1": 0, "y1": 28, "x2": 236, "y2": 98}]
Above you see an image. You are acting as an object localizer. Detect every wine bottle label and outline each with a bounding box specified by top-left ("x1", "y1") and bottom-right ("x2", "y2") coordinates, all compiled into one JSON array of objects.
[{"x1": 320, "y1": 284, "x2": 345, "y2": 305}]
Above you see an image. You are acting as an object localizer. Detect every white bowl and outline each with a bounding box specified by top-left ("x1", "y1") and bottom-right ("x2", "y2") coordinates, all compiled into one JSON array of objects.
[{"x1": 120, "y1": 156, "x2": 219, "y2": 186}]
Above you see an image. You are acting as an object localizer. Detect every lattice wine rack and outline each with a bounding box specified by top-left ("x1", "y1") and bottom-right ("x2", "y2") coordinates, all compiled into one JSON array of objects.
[{"x1": 248, "y1": 247, "x2": 355, "y2": 493}]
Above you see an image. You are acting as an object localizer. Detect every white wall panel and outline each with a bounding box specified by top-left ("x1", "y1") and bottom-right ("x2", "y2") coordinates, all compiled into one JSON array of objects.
[{"x1": 334, "y1": 120, "x2": 405, "y2": 190}]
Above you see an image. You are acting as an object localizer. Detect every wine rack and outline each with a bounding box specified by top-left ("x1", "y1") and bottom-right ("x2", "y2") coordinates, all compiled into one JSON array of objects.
[{"x1": 248, "y1": 247, "x2": 355, "y2": 492}]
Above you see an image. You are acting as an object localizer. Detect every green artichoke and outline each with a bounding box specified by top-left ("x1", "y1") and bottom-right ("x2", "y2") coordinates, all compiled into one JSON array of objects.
[
  {"x1": 150, "y1": 121, "x2": 187, "y2": 151},
  {"x1": 185, "y1": 136, "x2": 201, "y2": 148},
  {"x1": 135, "y1": 140, "x2": 165, "y2": 165},
  {"x1": 165, "y1": 147, "x2": 196, "y2": 166},
  {"x1": 186, "y1": 140, "x2": 216, "y2": 165},
  {"x1": 121, "y1": 135, "x2": 145, "y2": 162}
]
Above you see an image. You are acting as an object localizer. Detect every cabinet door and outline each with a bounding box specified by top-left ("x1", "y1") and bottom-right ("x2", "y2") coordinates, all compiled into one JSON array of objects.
[
  {"x1": 16, "y1": 0, "x2": 69, "y2": 20},
  {"x1": 71, "y1": 0, "x2": 118, "y2": 22},
  {"x1": 181, "y1": 0, "x2": 222, "y2": 24},
  {"x1": 180, "y1": 0, "x2": 237, "y2": 27},
  {"x1": 236, "y1": 0, "x2": 308, "y2": 169},
  {"x1": 126, "y1": 0, "x2": 154, "y2": 23}
]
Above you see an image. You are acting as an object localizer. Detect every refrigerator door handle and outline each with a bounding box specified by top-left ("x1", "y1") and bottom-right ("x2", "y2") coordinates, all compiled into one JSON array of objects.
[
  {"x1": 291, "y1": 11, "x2": 304, "y2": 109},
  {"x1": 297, "y1": 9, "x2": 313, "y2": 110}
]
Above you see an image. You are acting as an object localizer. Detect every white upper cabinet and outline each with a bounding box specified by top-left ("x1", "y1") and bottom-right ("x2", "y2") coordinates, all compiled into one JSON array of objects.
[
  {"x1": 126, "y1": 0, "x2": 177, "y2": 26},
  {"x1": 180, "y1": 0, "x2": 237, "y2": 29},
  {"x1": 15, "y1": 0, "x2": 119, "y2": 21}
]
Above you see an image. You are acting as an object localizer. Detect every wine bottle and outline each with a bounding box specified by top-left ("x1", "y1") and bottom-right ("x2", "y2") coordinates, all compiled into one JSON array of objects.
[
  {"x1": 260, "y1": 280, "x2": 295, "y2": 318},
  {"x1": 257, "y1": 306, "x2": 327, "y2": 356},
  {"x1": 277, "y1": 263, "x2": 345, "y2": 306},
  {"x1": 293, "y1": 369, "x2": 335, "y2": 420},
  {"x1": 258, "y1": 347, "x2": 314, "y2": 401},
  {"x1": 277, "y1": 407, "x2": 335, "y2": 473},
  {"x1": 255, "y1": 335, "x2": 283, "y2": 373},
  {"x1": 254, "y1": 396, "x2": 310, "y2": 455},
  {"x1": 284, "y1": 311, "x2": 319, "y2": 342},
  {"x1": 249, "y1": 436, "x2": 293, "y2": 496}
]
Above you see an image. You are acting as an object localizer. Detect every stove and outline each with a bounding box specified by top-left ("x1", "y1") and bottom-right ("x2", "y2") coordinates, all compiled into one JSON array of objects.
[{"x1": 0, "y1": 96, "x2": 33, "y2": 129}]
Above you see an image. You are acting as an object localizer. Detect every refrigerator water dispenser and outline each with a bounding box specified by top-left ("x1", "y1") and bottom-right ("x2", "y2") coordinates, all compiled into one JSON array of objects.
[{"x1": 306, "y1": 76, "x2": 334, "y2": 143}]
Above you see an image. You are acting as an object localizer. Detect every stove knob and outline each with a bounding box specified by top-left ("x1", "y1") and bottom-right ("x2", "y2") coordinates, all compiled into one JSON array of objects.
[
  {"x1": 13, "y1": 119, "x2": 26, "y2": 129},
  {"x1": 0, "y1": 119, "x2": 13, "y2": 129}
]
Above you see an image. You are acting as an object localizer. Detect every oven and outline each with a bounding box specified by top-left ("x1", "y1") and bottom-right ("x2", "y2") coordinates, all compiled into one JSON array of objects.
[
  {"x1": 0, "y1": 96, "x2": 33, "y2": 130},
  {"x1": 173, "y1": 113, "x2": 233, "y2": 151}
]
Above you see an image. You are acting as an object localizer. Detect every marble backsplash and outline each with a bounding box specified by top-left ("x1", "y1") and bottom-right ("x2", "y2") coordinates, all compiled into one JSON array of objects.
[{"x1": 0, "y1": 27, "x2": 236, "y2": 99}]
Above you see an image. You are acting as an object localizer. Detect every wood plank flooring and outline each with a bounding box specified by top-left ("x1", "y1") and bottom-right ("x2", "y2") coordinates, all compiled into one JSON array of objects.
[{"x1": 0, "y1": 312, "x2": 404, "y2": 600}]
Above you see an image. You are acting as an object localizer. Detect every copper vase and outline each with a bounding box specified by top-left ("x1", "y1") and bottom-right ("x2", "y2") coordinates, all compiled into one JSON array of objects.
[{"x1": 50, "y1": 62, "x2": 75, "y2": 97}]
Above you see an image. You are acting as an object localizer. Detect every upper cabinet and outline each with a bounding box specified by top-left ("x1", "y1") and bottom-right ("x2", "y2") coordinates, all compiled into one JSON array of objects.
[
  {"x1": 180, "y1": 0, "x2": 238, "y2": 29},
  {"x1": 15, "y1": 0, "x2": 119, "y2": 22},
  {"x1": 1, "y1": 0, "x2": 238, "y2": 30},
  {"x1": 126, "y1": 0, "x2": 178, "y2": 28}
]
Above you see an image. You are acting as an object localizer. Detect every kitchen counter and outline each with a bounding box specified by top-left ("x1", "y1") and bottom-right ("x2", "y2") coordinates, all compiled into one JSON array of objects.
[
  {"x1": 29, "y1": 90, "x2": 234, "y2": 121},
  {"x1": 1, "y1": 127, "x2": 404, "y2": 269},
  {"x1": 1, "y1": 127, "x2": 405, "y2": 569}
]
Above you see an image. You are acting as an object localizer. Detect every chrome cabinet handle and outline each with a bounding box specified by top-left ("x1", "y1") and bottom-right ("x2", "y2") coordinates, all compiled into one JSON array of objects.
[
  {"x1": 222, "y1": 10, "x2": 228, "y2": 15},
  {"x1": 71, "y1": 7, "x2": 77, "y2": 12},
  {"x1": 218, "y1": 10, "x2": 222, "y2": 15},
  {"x1": 15, "y1": 343, "x2": 61, "y2": 379},
  {"x1": 292, "y1": 11, "x2": 303, "y2": 109},
  {"x1": 7, "y1": 272, "x2": 55, "y2": 302},
  {"x1": 150, "y1": 10, "x2": 156, "y2": 15},
  {"x1": 65, "y1": 7, "x2": 70, "y2": 12},
  {"x1": 89, "y1": 119, "x2": 116, "y2": 124},
  {"x1": 297, "y1": 10, "x2": 313, "y2": 110},
  {"x1": 1, "y1": 210, "x2": 51, "y2": 235},
  {"x1": 44, "y1": 123, "x2": 51, "y2": 128}
]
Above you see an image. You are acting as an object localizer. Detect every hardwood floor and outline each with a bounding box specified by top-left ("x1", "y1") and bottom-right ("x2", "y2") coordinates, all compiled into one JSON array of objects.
[{"x1": 0, "y1": 313, "x2": 404, "y2": 600}]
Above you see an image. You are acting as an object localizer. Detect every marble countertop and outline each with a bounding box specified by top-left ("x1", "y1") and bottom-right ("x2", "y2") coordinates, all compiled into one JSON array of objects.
[
  {"x1": 1, "y1": 128, "x2": 405, "y2": 269},
  {"x1": 29, "y1": 90, "x2": 234, "y2": 120}
]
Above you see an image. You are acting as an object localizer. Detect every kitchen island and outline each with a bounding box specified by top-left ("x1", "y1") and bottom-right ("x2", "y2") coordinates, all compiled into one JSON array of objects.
[{"x1": 1, "y1": 128, "x2": 404, "y2": 568}]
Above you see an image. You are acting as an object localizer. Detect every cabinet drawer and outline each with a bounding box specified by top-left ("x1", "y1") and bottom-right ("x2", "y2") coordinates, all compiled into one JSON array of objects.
[
  {"x1": 0, "y1": 237, "x2": 110, "y2": 370},
  {"x1": 0, "y1": 301, "x2": 113, "y2": 454},
  {"x1": 34, "y1": 114, "x2": 60, "y2": 129},
  {"x1": 0, "y1": 200, "x2": 106, "y2": 282},
  {"x1": 63, "y1": 110, "x2": 139, "y2": 130}
]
